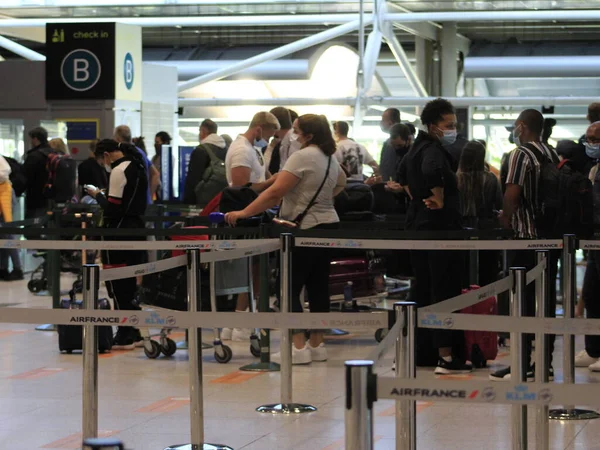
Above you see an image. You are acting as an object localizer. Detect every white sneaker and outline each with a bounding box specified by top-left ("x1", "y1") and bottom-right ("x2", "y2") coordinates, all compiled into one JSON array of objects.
[
  {"x1": 232, "y1": 328, "x2": 253, "y2": 342},
  {"x1": 292, "y1": 345, "x2": 312, "y2": 365},
  {"x1": 271, "y1": 345, "x2": 312, "y2": 365},
  {"x1": 575, "y1": 350, "x2": 598, "y2": 367},
  {"x1": 308, "y1": 343, "x2": 327, "y2": 362},
  {"x1": 220, "y1": 328, "x2": 233, "y2": 341},
  {"x1": 589, "y1": 359, "x2": 600, "y2": 372}
]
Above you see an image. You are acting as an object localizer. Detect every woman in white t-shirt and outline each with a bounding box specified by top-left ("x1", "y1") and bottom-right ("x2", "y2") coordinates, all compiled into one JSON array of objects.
[{"x1": 225, "y1": 114, "x2": 347, "y2": 364}]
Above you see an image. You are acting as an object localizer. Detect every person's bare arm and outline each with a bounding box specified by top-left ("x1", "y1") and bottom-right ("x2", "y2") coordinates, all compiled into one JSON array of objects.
[
  {"x1": 500, "y1": 183, "x2": 522, "y2": 229},
  {"x1": 333, "y1": 169, "x2": 347, "y2": 197},
  {"x1": 368, "y1": 160, "x2": 380, "y2": 175},
  {"x1": 230, "y1": 166, "x2": 277, "y2": 192},
  {"x1": 149, "y1": 165, "x2": 160, "y2": 198}
]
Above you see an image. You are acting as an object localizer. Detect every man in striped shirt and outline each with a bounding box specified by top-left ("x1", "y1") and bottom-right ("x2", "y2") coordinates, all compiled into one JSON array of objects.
[{"x1": 491, "y1": 109, "x2": 560, "y2": 382}]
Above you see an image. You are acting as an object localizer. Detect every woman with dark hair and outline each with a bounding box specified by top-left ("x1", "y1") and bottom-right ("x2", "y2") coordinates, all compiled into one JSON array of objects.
[
  {"x1": 225, "y1": 114, "x2": 347, "y2": 364},
  {"x1": 86, "y1": 139, "x2": 148, "y2": 350},
  {"x1": 457, "y1": 140, "x2": 502, "y2": 286},
  {"x1": 398, "y1": 98, "x2": 472, "y2": 374}
]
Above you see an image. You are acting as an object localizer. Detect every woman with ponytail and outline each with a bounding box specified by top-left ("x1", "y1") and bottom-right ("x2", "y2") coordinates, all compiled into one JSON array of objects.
[{"x1": 86, "y1": 139, "x2": 148, "y2": 350}]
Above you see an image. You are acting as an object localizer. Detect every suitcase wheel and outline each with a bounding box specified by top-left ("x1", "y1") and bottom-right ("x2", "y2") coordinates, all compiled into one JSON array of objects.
[
  {"x1": 214, "y1": 344, "x2": 232, "y2": 364},
  {"x1": 161, "y1": 338, "x2": 177, "y2": 357},
  {"x1": 144, "y1": 340, "x2": 162, "y2": 359}
]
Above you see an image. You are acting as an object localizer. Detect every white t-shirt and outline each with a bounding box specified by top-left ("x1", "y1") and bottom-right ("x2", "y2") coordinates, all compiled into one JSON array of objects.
[
  {"x1": 279, "y1": 129, "x2": 302, "y2": 170},
  {"x1": 334, "y1": 138, "x2": 375, "y2": 182},
  {"x1": 225, "y1": 135, "x2": 266, "y2": 185},
  {"x1": 280, "y1": 145, "x2": 340, "y2": 230}
]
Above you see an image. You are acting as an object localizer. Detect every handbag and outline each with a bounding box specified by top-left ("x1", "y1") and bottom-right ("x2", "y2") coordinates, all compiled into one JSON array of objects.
[{"x1": 276, "y1": 156, "x2": 332, "y2": 227}]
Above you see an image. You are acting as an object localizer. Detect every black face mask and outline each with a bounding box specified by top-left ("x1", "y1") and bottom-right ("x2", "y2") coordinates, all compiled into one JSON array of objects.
[{"x1": 395, "y1": 144, "x2": 410, "y2": 155}]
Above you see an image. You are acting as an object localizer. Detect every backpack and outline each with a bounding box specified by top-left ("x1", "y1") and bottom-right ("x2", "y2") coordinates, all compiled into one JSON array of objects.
[
  {"x1": 5, "y1": 157, "x2": 26, "y2": 197},
  {"x1": 42, "y1": 149, "x2": 77, "y2": 203},
  {"x1": 522, "y1": 144, "x2": 593, "y2": 238},
  {"x1": 194, "y1": 144, "x2": 228, "y2": 208},
  {"x1": 334, "y1": 182, "x2": 375, "y2": 215}
]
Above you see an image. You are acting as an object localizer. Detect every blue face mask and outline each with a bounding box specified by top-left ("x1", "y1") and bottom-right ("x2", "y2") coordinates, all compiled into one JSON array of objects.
[
  {"x1": 254, "y1": 139, "x2": 268, "y2": 148},
  {"x1": 439, "y1": 130, "x2": 457, "y2": 147},
  {"x1": 585, "y1": 142, "x2": 600, "y2": 160}
]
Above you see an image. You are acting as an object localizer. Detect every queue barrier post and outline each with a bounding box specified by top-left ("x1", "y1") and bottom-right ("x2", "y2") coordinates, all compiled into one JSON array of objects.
[
  {"x1": 394, "y1": 302, "x2": 416, "y2": 450},
  {"x1": 549, "y1": 235, "x2": 600, "y2": 421},
  {"x1": 510, "y1": 267, "x2": 528, "y2": 450},
  {"x1": 165, "y1": 249, "x2": 232, "y2": 450},
  {"x1": 36, "y1": 211, "x2": 60, "y2": 331},
  {"x1": 257, "y1": 233, "x2": 316, "y2": 414},
  {"x1": 345, "y1": 360, "x2": 375, "y2": 450},
  {"x1": 82, "y1": 264, "x2": 100, "y2": 441},
  {"x1": 240, "y1": 223, "x2": 280, "y2": 372},
  {"x1": 534, "y1": 251, "x2": 550, "y2": 449}
]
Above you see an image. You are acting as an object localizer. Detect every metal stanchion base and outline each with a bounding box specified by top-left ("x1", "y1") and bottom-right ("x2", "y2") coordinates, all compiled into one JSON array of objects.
[
  {"x1": 549, "y1": 409, "x2": 600, "y2": 420},
  {"x1": 256, "y1": 403, "x2": 317, "y2": 414},
  {"x1": 239, "y1": 361, "x2": 280, "y2": 372},
  {"x1": 325, "y1": 329, "x2": 349, "y2": 336},
  {"x1": 35, "y1": 324, "x2": 57, "y2": 332},
  {"x1": 164, "y1": 444, "x2": 233, "y2": 450}
]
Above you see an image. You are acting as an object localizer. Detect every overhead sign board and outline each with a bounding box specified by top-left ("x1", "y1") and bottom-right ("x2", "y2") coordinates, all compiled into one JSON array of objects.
[{"x1": 46, "y1": 22, "x2": 142, "y2": 102}]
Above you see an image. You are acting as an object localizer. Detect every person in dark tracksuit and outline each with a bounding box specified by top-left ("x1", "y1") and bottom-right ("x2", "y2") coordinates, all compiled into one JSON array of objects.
[
  {"x1": 86, "y1": 139, "x2": 148, "y2": 350},
  {"x1": 398, "y1": 98, "x2": 471, "y2": 375}
]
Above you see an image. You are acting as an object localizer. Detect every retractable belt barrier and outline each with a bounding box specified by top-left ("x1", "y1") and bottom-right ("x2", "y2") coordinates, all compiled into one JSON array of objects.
[
  {"x1": 0, "y1": 309, "x2": 387, "y2": 330},
  {"x1": 99, "y1": 240, "x2": 281, "y2": 281},
  {"x1": 377, "y1": 378, "x2": 600, "y2": 407}
]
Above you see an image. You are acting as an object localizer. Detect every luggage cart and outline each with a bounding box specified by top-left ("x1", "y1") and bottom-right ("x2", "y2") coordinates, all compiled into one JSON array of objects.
[{"x1": 208, "y1": 212, "x2": 261, "y2": 362}]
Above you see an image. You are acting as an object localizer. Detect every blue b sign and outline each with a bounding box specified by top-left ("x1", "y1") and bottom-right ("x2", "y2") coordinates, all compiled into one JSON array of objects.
[
  {"x1": 60, "y1": 49, "x2": 102, "y2": 92},
  {"x1": 124, "y1": 52, "x2": 134, "y2": 90}
]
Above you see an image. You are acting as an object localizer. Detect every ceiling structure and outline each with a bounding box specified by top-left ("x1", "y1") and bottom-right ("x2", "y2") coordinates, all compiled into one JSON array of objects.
[{"x1": 0, "y1": 0, "x2": 599, "y2": 125}]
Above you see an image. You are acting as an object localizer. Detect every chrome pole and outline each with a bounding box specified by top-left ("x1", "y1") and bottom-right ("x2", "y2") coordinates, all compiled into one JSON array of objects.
[
  {"x1": 510, "y1": 267, "x2": 527, "y2": 450},
  {"x1": 165, "y1": 250, "x2": 232, "y2": 450},
  {"x1": 345, "y1": 360, "x2": 375, "y2": 450},
  {"x1": 82, "y1": 264, "x2": 99, "y2": 441},
  {"x1": 394, "y1": 302, "x2": 416, "y2": 450},
  {"x1": 535, "y1": 251, "x2": 549, "y2": 449},
  {"x1": 257, "y1": 233, "x2": 316, "y2": 414},
  {"x1": 549, "y1": 235, "x2": 600, "y2": 420}
]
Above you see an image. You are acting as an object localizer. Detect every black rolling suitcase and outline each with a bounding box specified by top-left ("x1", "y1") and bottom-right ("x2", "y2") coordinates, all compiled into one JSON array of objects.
[{"x1": 58, "y1": 296, "x2": 113, "y2": 354}]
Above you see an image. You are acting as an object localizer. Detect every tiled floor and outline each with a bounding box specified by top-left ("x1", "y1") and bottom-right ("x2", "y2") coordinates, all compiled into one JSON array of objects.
[{"x1": 1, "y1": 273, "x2": 600, "y2": 449}]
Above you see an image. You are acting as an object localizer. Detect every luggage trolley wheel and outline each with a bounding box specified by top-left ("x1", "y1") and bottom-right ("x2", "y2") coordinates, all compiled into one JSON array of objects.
[
  {"x1": 28, "y1": 279, "x2": 47, "y2": 293},
  {"x1": 161, "y1": 338, "x2": 177, "y2": 357},
  {"x1": 375, "y1": 328, "x2": 388, "y2": 343},
  {"x1": 250, "y1": 336, "x2": 261, "y2": 358},
  {"x1": 144, "y1": 340, "x2": 162, "y2": 359},
  {"x1": 214, "y1": 344, "x2": 233, "y2": 364}
]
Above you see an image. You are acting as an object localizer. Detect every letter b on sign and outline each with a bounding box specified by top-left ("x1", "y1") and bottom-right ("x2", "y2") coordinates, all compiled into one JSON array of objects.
[
  {"x1": 61, "y1": 49, "x2": 101, "y2": 92},
  {"x1": 124, "y1": 52, "x2": 134, "y2": 90}
]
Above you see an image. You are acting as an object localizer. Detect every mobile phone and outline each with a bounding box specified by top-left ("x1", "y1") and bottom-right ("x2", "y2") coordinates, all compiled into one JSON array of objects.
[{"x1": 273, "y1": 218, "x2": 298, "y2": 228}]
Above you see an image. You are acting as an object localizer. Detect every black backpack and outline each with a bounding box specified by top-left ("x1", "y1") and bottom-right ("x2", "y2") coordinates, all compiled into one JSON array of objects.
[
  {"x1": 194, "y1": 144, "x2": 228, "y2": 208},
  {"x1": 522, "y1": 144, "x2": 593, "y2": 238},
  {"x1": 5, "y1": 157, "x2": 26, "y2": 197},
  {"x1": 334, "y1": 182, "x2": 374, "y2": 214},
  {"x1": 41, "y1": 149, "x2": 77, "y2": 203}
]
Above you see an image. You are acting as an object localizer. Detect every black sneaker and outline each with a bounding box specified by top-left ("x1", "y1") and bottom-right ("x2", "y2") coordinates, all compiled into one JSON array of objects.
[
  {"x1": 527, "y1": 364, "x2": 554, "y2": 382},
  {"x1": 112, "y1": 329, "x2": 135, "y2": 350},
  {"x1": 0, "y1": 269, "x2": 9, "y2": 281},
  {"x1": 489, "y1": 366, "x2": 511, "y2": 381},
  {"x1": 434, "y1": 358, "x2": 473, "y2": 375}
]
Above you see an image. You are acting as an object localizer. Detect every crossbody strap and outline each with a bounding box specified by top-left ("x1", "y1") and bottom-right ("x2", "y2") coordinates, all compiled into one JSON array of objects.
[{"x1": 291, "y1": 156, "x2": 332, "y2": 225}]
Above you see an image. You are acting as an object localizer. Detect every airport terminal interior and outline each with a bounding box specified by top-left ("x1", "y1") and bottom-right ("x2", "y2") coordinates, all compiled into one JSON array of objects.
[{"x1": 3, "y1": 0, "x2": 600, "y2": 449}]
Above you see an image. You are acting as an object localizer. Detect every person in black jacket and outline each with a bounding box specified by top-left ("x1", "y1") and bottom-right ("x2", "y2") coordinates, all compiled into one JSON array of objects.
[
  {"x1": 23, "y1": 127, "x2": 51, "y2": 219},
  {"x1": 86, "y1": 139, "x2": 148, "y2": 350},
  {"x1": 183, "y1": 119, "x2": 227, "y2": 206},
  {"x1": 78, "y1": 139, "x2": 108, "y2": 193},
  {"x1": 398, "y1": 98, "x2": 471, "y2": 374}
]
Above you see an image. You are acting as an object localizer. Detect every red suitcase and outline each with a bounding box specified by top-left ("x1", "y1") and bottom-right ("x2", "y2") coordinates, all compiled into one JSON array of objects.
[{"x1": 461, "y1": 285, "x2": 498, "y2": 368}]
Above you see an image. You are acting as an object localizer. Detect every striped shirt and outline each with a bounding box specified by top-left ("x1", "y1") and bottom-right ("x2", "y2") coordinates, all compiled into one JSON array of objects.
[{"x1": 505, "y1": 142, "x2": 559, "y2": 238}]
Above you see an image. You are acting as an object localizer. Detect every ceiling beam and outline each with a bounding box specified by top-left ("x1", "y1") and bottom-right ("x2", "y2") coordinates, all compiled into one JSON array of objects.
[
  {"x1": 0, "y1": 34, "x2": 45, "y2": 60},
  {"x1": 0, "y1": 14, "x2": 45, "y2": 43}
]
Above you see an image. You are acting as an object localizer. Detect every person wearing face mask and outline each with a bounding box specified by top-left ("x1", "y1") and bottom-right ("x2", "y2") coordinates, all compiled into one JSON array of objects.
[
  {"x1": 576, "y1": 121, "x2": 600, "y2": 371},
  {"x1": 491, "y1": 109, "x2": 560, "y2": 382},
  {"x1": 86, "y1": 139, "x2": 148, "y2": 350},
  {"x1": 225, "y1": 114, "x2": 346, "y2": 364},
  {"x1": 221, "y1": 111, "x2": 281, "y2": 342},
  {"x1": 378, "y1": 108, "x2": 401, "y2": 182},
  {"x1": 398, "y1": 98, "x2": 471, "y2": 374}
]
